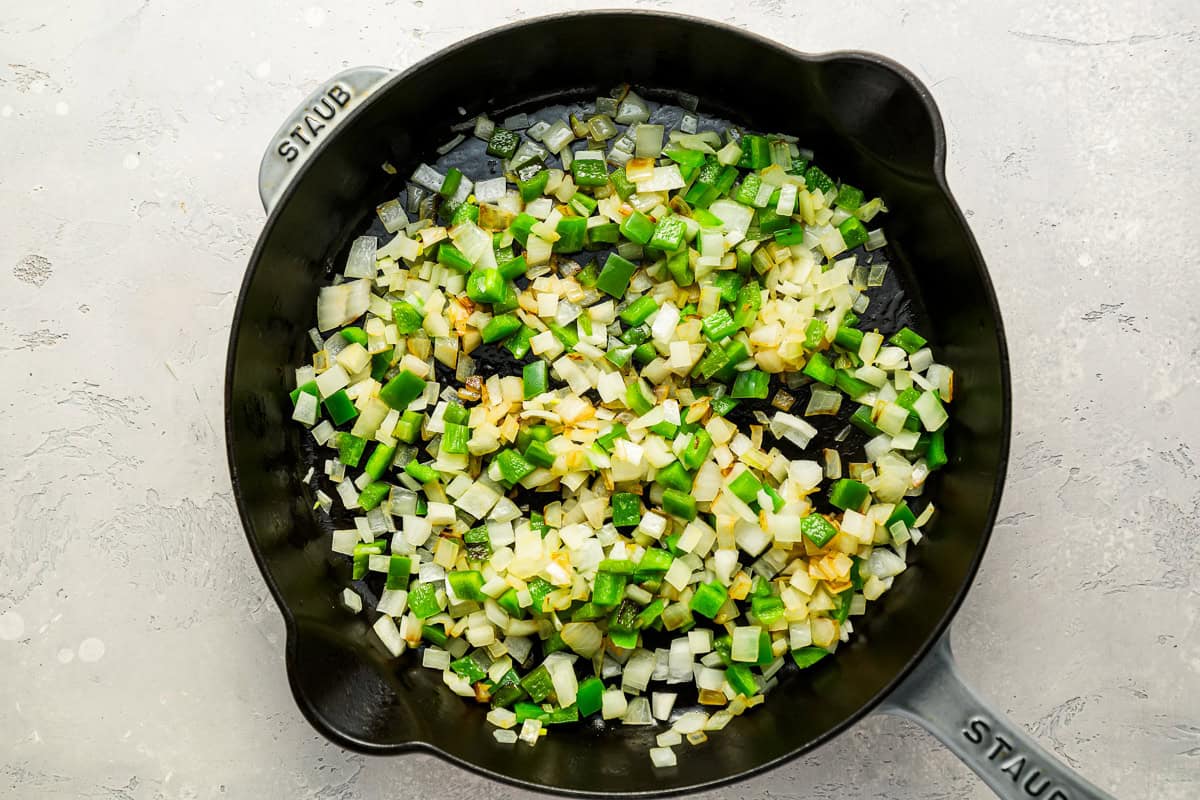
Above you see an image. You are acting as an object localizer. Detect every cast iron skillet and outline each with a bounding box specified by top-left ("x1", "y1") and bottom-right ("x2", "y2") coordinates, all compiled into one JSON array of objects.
[{"x1": 225, "y1": 11, "x2": 1116, "y2": 799}]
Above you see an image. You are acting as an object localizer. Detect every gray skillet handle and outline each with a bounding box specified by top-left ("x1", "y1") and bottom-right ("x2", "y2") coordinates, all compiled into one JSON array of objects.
[
  {"x1": 880, "y1": 633, "x2": 1117, "y2": 800},
  {"x1": 258, "y1": 66, "x2": 395, "y2": 214}
]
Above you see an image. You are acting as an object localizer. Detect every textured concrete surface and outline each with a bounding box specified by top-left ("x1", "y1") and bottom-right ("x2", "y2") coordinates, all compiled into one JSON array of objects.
[{"x1": 1, "y1": 0, "x2": 1197, "y2": 798}]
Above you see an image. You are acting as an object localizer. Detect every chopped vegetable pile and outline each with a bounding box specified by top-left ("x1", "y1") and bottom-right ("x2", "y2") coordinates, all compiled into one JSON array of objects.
[{"x1": 289, "y1": 85, "x2": 954, "y2": 764}]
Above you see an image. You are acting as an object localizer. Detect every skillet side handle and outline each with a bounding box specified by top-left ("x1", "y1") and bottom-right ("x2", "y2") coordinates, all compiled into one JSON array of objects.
[
  {"x1": 257, "y1": 66, "x2": 394, "y2": 214},
  {"x1": 880, "y1": 633, "x2": 1117, "y2": 800}
]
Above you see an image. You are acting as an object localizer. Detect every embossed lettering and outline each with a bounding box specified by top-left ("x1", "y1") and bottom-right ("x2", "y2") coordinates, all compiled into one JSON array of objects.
[
  {"x1": 1024, "y1": 770, "x2": 1051, "y2": 797},
  {"x1": 1047, "y1": 791, "x2": 1070, "y2": 800},
  {"x1": 328, "y1": 83, "x2": 351, "y2": 106},
  {"x1": 277, "y1": 81, "x2": 357, "y2": 164},
  {"x1": 303, "y1": 114, "x2": 326, "y2": 137},
  {"x1": 313, "y1": 97, "x2": 337, "y2": 121},
  {"x1": 963, "y1": 717, "x2": 990, "y2": 745},
  {"x1": 277, "y1": 139, "x2": 300, "y2": 162},
  {"x1": 987, "y1": 734, "x2": 1013, "y2": 761},
  {"x1": 1000, "y1": 754, "x2": 1026, "y2": 781}
]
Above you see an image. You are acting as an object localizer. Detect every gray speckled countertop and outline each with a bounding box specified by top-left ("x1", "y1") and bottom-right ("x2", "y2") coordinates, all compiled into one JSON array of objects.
[{"x1": 1, "y1": 1, "x2": 1197, "y2": 798}]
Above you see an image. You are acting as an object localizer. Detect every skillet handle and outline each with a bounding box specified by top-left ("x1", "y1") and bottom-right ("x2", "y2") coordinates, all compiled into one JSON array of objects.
[
  {"x1": 258, "y1": 66, "x2": 395, "y2": 214},
  {"x1": 880, "y1": 633, "x2": 1117, "y2": 800}
]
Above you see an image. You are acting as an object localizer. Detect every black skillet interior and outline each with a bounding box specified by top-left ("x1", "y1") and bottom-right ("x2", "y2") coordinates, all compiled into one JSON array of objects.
[{"x1": 225, "y1": 12, "x2": 1009, "y2": 796}]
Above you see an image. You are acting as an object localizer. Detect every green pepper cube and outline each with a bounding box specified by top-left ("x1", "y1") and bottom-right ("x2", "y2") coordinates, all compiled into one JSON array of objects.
[
  {"x1": 421, "y1": 624, "x2": 448, "y2": 647},
  {"x1": 775, "y1": 223, "x2": 806, "y2": 247},
  {"x1": 637, "y1": 548, "x2": 674, "y2": 573},
  {"x1": 665, "y1": 147, "x2": 706, "y2": 179},
  {"x1": 571, "y1": 156, "x2": 609, "y2": 187},
  {"x1": 569, "y1": 191, "x2": 598, "y2": 216},
  {"x1": 828, "y1": 478, "x2": 870, "y2": 511},
  {"x1": 448, "y1": 202, "x2": 479, "y2": 226},
  {"x1": 633, "y1": 341, "x2": 657, "y2": 365},
  {"x1": 803, "y1": 165, "x2": 835, "y2": 194},
  {"x1": 497, "y1": 254, "x2": 528, "y2": 282},
  {"x1": 737, "y1": 134, "x2": 771, "y2": 169},
  {"x1": 702, "y1": 308, "x2": 738, "y2": 341},
  {"x1": 927, "y1": 429, "x2": 948, "y2": 470},
  {"x1": 464, "y1": 526, "x2": 493, "y2": 562},
  {"x1": 439, "y1": 167, "x2": 463, "y2": 199},
  {"x1": 614, "y1": 491, "x2": 643, "y2": 527},
  {"x1": 481, "y1": 313, "x2": 522, "y2": 343},
  {"x1": 889, "y1": 326, "x2": 928, "y2": 354},
  {"x1": 290, "y1": 380, "x2": 319, "y2": 407},
  {"x1": 609, "y1": 628, "x2": 639, "y2": 650},
  {"x1": 832, "y1": 589, "x2": 854, "y2": 623},
  {"x1": 407, "y1": 582, "x2": 442, "y2": 618},
  {"x1": 592, "y1": 571, "x2": 626, "y2": 606},
  {"x1": 792, "y1": 646, "x2": 830, "y2": 669},
  {"x1": 363, "y1": 442, "x2": 397, "y2": 481},
  {"x1": 679, "y1": 429, "x2": 713, "y2": 471},
  {"x1": 495, "y1": 448, "x2": 535, "y2": 484},
  {"x1": 835, "y1": 369, "x2": 873, "y2": 399},
  {"x1": 620, "y1": 295, "x2": 660, "y2": 326},
  {"x1": 605, "y1": 168, "x2": 635, "y2": 201},
  {"x1": 655, "y1": 461, "x2": 692, "y2": 493},
  {"x1": 887, "y1": 501, "x2": 918, "y2": 530},
  {"x1": 838, "y1": 216, "x2": 869, "y2": 249},
  {"x1": 710, "y1": 396, "x2": 739, "y2": 417},
  {"x1": 732, "y1": 283, "x2": 762, "y2": 329},
  {"x1": 447, "y1": 569, "x2": 485, "y2": 602},
  {"x1": 666, "y1": 248, "x2": 693, "y2": 287},
  {"x1": 522, "y1": 360, "x2": 548, "y2": 399},
  {"x1": 596, "y1": 253, "x2": 638, "y2": 298},
  {"x1": 336, "y1": 329, "x2": 366, "y2": 349},
  {"x1": 553, "y1": 215, "x2": 587, "y2": 253},
  {"x1": 379, "y1": 369, "x2": 426, "y2": 410},
  {"x1": 486, "y1": 127, "x2": 519, "y2": 159},
  {"x1": 625, "y1": 380, "x2": 654, "y2": 415},
  {"x1": 800, "y1": 514, "x2": 838, "y2": 547},
  {"x1": 712, "y1": 272, "x2": 744, "y2": 303},
  {"x1": 441, "y1": 422, "x2": 470, "y2": 454},
  {"x1": 834, "y1": 326, "x2": 864, "y2": 351},
  {"x1": 509, "y1": 213, "x2": 536, "y2": 247},
  {"x1": 517, "y1": 167, "x2": 549, "y2": 202},
  {"x1": 735, "y1": 171, "x2": 763, "y2": 206},
  {"x1": 835, "y1": 184, "x2": 864, "y2": 211},
  {"x1": 727, "y1": 470, "x2": 763, "y2": 505},
  {"x1": 689, "y1": 581, "x2": 728, "y2": 619},
  {"x1": 804, "y1": 319, "x2": 826, "y2": 350},
  {"x1": 504, "y1": 326, "x2": 536, "y2": 359},
  {"x1": 731, "y1": 369, "x2": 769, "y2": 399},
  {"x1": 335, "y1": 432, "x2": 367, "y2": 467},
  {"x1": 466, "y1": 269, "x2": 506, "y2": 304},
  {"x1": 619, "y1": 210, "x2": 655, "y2": 246},
  {"x1": 649, "y1": 215, "x2": 686, "y2": 252},
  {"x1": 450, "y1": 655, "x2": 488, "y2": 683},
  {"x1": 405, "y1": 459, "x2": 439, "y2": 484},
  {"x1": 392, "y1": 300, "x2": 425, "y2": 335},
  {"x1": 322, "y1": 389, "x2": 359, "y2": 425},
  {"x1": 523, "y1": 439, "x2": 555, "y2": 469},
  {"x1": 576, "y1": 676, "x2": 604, "y2": 717},
  {"x1": 437, "y1": 243, "x2": 473, "y2": 274},
  {"x1": 661, "y1": 488, "x2": 697, "y2": 521},
  {"x1": 751, "y1": 594, "x2": 785, "y2": 626},
  {"x1": 386, "y1": 555, "x2": 412, "y2": 590},
  {"x1": 802, "y1": 351, "x2": 837, "y2": 386},
  {"x1": 357, "y1": 481, "x2": 390, "y2": 511},
  {"x1": 585, "y1": 221, "x2": 621, "y2": 248},
  {"x1": 725, "y1": 664, "x2": 759, "y2": 697},
  {"x1": 596, "y1": 423, "x2": 627, "y2": 452}
]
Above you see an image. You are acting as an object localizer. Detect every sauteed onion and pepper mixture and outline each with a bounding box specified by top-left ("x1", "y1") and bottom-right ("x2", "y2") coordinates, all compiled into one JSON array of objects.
[{"x1": 288, "y1": 86, "x2": 953, "y2": 765}]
